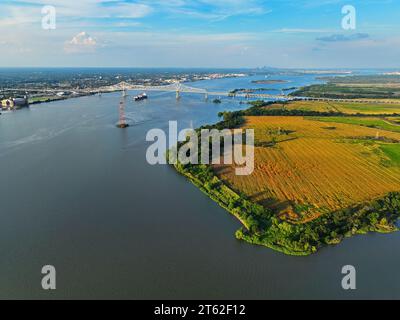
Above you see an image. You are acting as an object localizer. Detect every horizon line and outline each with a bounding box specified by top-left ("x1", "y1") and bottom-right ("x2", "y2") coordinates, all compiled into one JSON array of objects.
[{"x1": 0, "y1": 66, "x2": 399, "y2": 70}]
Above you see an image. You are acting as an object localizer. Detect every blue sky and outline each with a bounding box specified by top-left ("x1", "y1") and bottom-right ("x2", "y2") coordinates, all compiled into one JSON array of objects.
[{"x1": 1, "y1": 0, "x2": 400, "y2": 68}]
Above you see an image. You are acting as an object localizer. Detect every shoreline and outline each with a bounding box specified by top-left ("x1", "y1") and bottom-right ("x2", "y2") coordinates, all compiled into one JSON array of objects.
[
  {"x1": 28, "y1": 92, "x2": 98, "y2": 105},
  {"x1": 173, "y1": 163, "x2": 312, "y2": 256},
  {"x1": 7, "y1": 73, "x2": 250, "y2": 108}
]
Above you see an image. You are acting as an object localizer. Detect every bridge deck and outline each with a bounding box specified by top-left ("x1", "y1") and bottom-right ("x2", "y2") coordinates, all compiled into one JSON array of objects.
[{"x1": 4, "y1": 81, "x2": 400, "y2": 104}]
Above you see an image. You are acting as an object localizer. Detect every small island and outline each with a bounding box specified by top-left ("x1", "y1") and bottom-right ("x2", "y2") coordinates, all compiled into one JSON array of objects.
[{"x1": 251, "y1": 79, "x2": 288, "y2": 84}]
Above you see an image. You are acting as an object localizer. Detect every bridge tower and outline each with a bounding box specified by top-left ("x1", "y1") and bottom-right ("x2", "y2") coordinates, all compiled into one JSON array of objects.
[
  {"x1": 122, "y1": 84, "x2": 127, "y2": 97},
  {"x1": 175, "y1": 82, "x2": 182, "y2": 100},
  {"x1": 116, "y1": 95, "x2": 129, "y2": 128}
]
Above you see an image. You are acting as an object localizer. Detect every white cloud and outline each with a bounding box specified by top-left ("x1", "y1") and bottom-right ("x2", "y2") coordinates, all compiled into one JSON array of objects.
[{"x1": 64, "y1": 32, "x2": 98, "y2": 53}]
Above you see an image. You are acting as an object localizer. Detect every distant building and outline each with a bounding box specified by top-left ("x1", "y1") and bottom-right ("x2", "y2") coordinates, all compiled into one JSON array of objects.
[{"x1": 1, "y1": 97, "x2": 29, "y2": 110}]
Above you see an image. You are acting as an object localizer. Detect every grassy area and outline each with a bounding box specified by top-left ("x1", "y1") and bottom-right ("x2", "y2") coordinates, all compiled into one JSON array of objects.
[
  {"x1": 28, "y1": 93, "x2": 92, "y2": 105},
  {"x1": 269, "y1": 101, "x2": 336, "y2": 113},
  {"x1": 311, "y1": 116, "x2": 400, "y2": 133},
  {"x1": 334, "y1": 102, "x2": 400, "y2": 114},
  {"x1": 291, "y1": 75, "x2": 400, "y2": 100},
  {"x1": 270, "y1": 100, "x2": 400, "y2": 115},
  {"x1": 28, "y1": 96, "x2": 66, "y2": 104},
  {"x1": 381, "y1": 144, "x2": 400, "y2": 166},
  {"x1": 386, "y1": 117, "x2": 400, "y2": 124},
  {"x1": 215, "y1": 116, "x2": 400, "y2": 223},
  {"x1": 291, "y1": 84, "x2": 400, "y2": 99},
  {"x1": 319, "y1": 75, "x2": 400, "y2": 85}
]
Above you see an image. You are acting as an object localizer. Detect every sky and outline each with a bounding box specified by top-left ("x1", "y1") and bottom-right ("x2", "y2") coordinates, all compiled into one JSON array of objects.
[{"x1": 0, "y1": 0, "x2": 399, "y2": 68}]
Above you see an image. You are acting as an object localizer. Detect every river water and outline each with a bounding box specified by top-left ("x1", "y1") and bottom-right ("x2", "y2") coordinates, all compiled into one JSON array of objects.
[{"x1": 0, "y1": 73, "x2": 399, "y2": 299}]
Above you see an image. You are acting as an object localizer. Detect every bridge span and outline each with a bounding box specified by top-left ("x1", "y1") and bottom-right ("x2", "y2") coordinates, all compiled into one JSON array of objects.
[
  {"x1": 107, "y1": 82, "x2": 296, "y2": 101},
  {"x1": 108, "y1": 82, "x2": 400, "y2": 104},
  {"x1": 6, "y1": 81, "x2": 400, "y2": 105}
]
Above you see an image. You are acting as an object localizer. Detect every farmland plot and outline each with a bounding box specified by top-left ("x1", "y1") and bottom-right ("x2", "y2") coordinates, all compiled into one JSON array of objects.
[
  {"x1": 214, "y1": 116, "x2": 400, "y2": 223},
  {"x1": 269, "y1": 101, "x2": 400, "y2": 115}
]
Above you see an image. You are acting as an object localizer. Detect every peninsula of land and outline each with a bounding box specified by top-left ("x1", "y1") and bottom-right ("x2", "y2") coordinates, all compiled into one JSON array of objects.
[{"x1": 173, "y1": 78, "x2": 400, "y2": 255}]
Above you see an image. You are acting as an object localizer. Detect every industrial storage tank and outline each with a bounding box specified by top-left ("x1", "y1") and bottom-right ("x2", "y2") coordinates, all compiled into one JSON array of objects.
[{"x1": 1, "y1": 97, "x2": 28, "y2": 110}]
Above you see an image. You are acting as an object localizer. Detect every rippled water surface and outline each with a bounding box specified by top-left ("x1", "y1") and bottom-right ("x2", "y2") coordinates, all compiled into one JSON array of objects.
[{"x1": 0, "y1": 74, "x2": 399, "y2": 299}]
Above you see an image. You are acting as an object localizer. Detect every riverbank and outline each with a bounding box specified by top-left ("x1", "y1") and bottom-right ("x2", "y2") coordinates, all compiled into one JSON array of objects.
[
  {"x1": 173, "y1": 162, "x2": 314, "y2": 256},
  {"x1": 28, "y1": 93, "x2": 97, "y2": 105},
  {"x1": 174, "y1": 158, "x2": 400, "y2": 256},
  {"x1": 290, "y1": 74, "x2": 400, "y2": 100}
]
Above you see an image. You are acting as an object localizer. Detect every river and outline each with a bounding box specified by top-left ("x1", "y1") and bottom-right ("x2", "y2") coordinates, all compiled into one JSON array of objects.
[{"x1": 0, "y1": 73, "x2": 399, "y2": 299}]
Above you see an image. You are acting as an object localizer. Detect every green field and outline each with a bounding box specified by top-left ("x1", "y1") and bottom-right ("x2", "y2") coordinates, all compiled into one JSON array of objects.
[
  {"x1": 290, "y1": 75, "x2": 400, "y2": 100},
  {"x1": 380, "y1": 144, "x2": 400, "y2": 166},
  {"x1": 333, "y1": 102, "x2": 400, "y2": 114},
  {"x1": 311, "y1": 116, "x2": 400, "y2": 133},
  {"x1": 291, "y1": 84, "x2": 400, "y2": 99},
  {"x1": 270, "y1": 100, "x2": 400, "y2": 115},
  {"x1": 28, "y1": 96, "x2": 65, "y2": 104}
]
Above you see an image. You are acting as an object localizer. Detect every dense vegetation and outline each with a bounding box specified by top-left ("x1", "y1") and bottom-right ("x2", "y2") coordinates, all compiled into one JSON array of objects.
[
  {"x1": 229, "y1": 88, "x2": 284, "y2": 94},
  {"x1": 238, "y1": 192, "x2": 400, "y2": 255},
  {"x1": 380, "y1": 144, "x2": 400, "y2": 166},
  {"x1": 290, "y1": 75, "x2": 400, "y2": 99},
  {"x1": 291, "y1": 84, "x2": 400, "y2": 99},
  {"x1": 319, "y1": 75, "x2": 400, "y2": 84}
]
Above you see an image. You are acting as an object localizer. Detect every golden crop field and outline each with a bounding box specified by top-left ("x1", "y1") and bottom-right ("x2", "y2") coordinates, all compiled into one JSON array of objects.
[
  {"x1": 213, "y1": 116, "x2": 400, "y2": 223},
  {"x1": 269, "y1": 100, "x2": 400, "y2": 115}
]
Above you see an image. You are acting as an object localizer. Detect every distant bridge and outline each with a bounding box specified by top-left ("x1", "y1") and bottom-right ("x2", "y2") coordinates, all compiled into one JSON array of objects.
[
  {"x1": 4, "y1": 82, "x2": 400, "y2": 104},
  {"x1": 106, "y1": 82, "x2": 400, "y2": 104},
  {"x1": 105, "y1": 81, "x2": 296, "y2": 101}
]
